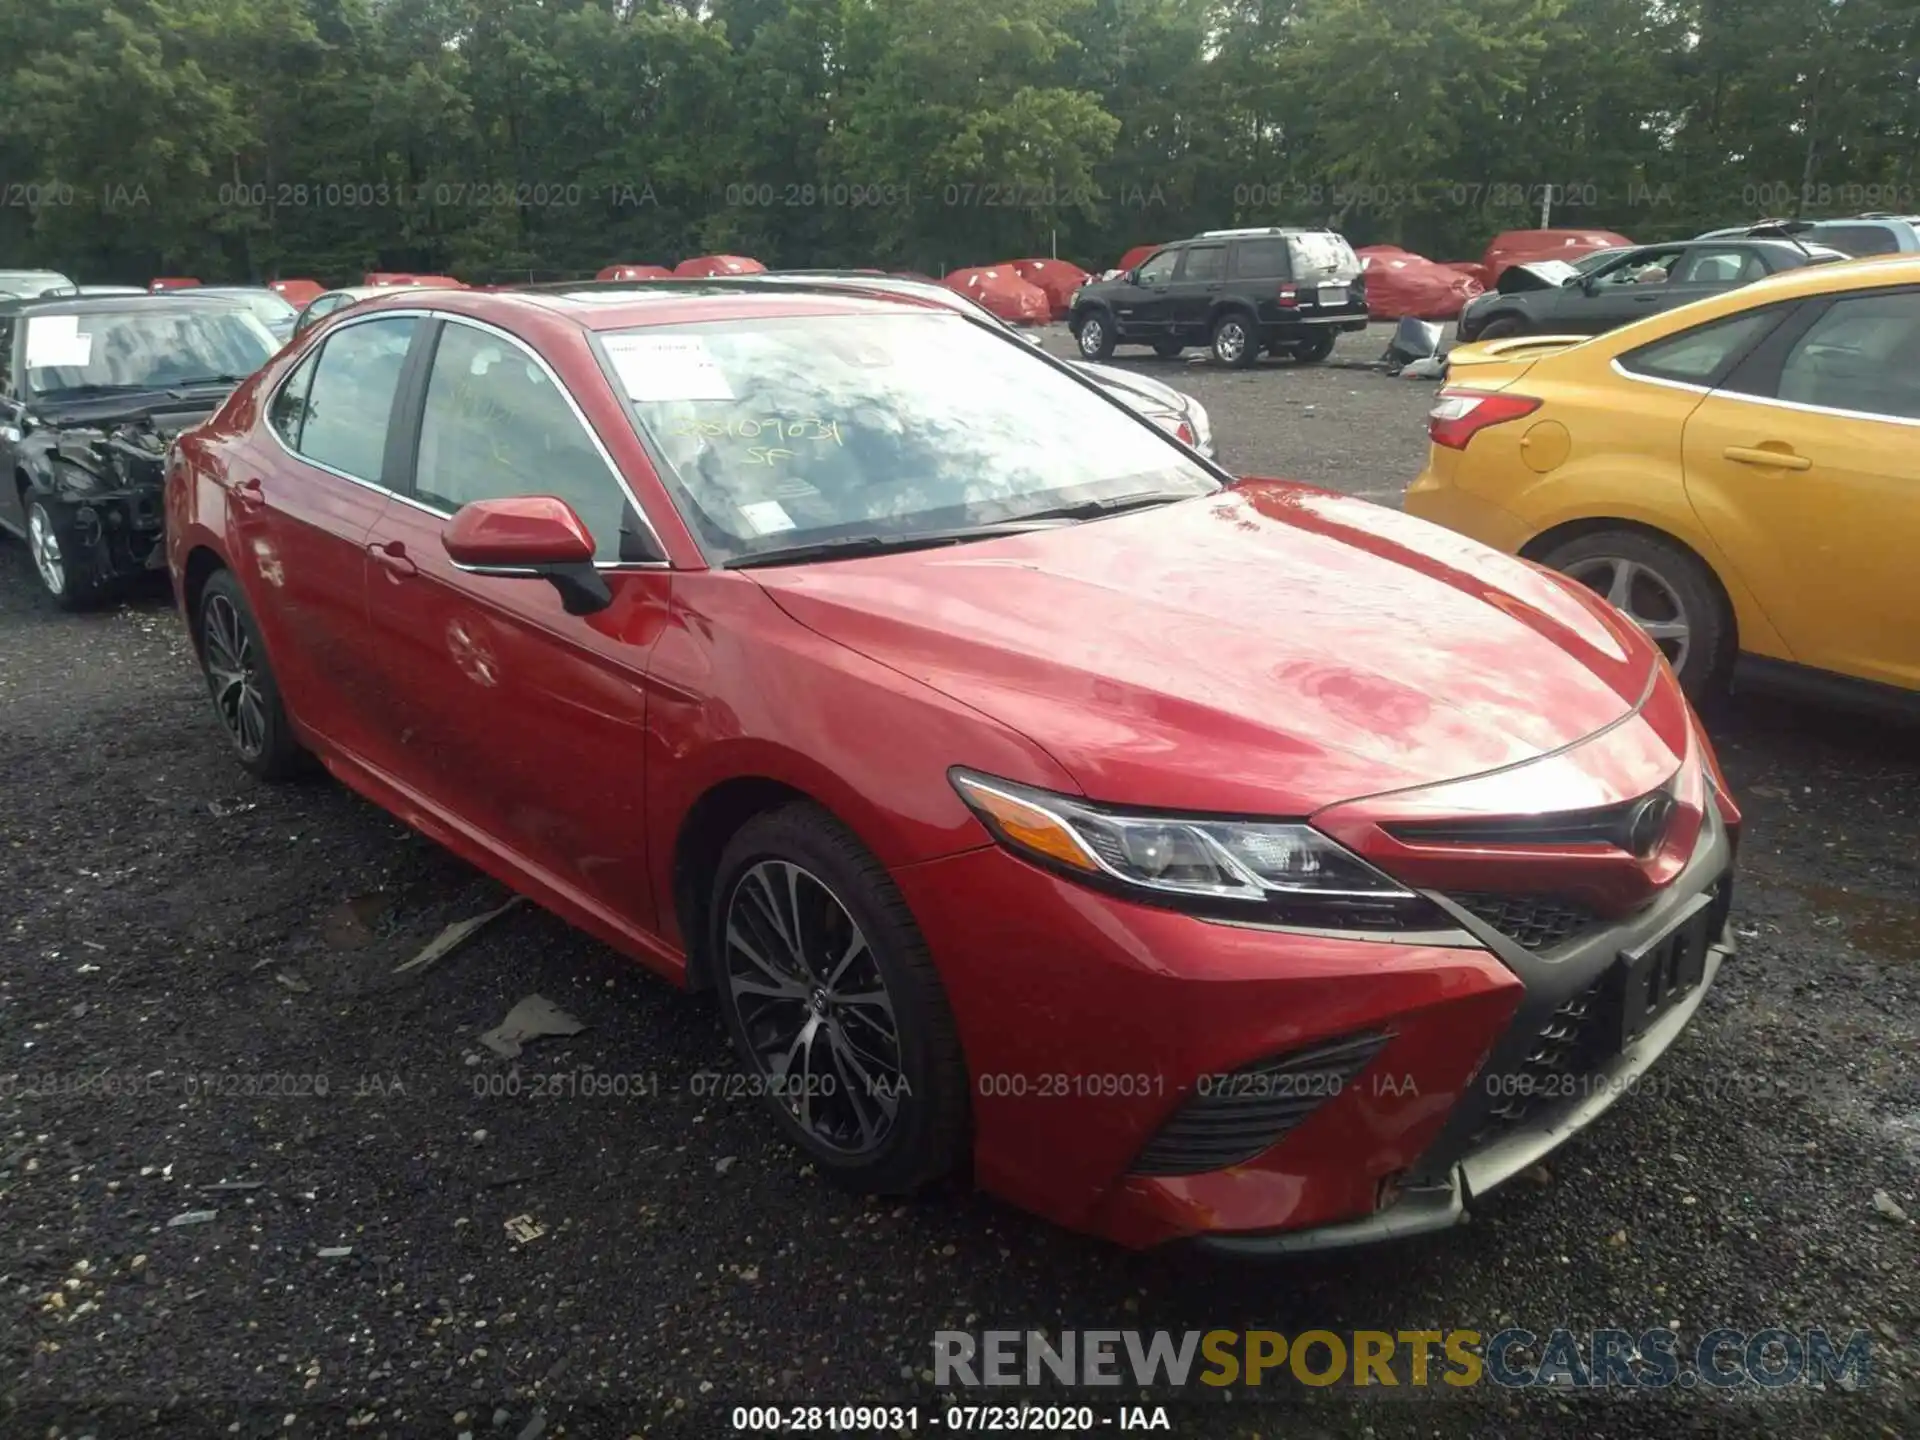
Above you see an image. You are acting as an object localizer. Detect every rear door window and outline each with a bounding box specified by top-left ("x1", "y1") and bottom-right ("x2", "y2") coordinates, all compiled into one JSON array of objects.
[
  {"x1": 1775, "y1": 291, "x2": 1920, "y2": 418},
  {"x1": 0, "y1": 318, "x2": 14, "y2": 394},
  {"x1": 293, "y1": 316, "x2": 418, "y2": 483}
]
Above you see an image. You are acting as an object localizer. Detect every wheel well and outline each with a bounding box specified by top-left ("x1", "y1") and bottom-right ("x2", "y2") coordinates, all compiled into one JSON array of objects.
[
  {"x1": 181, "y1": 546, "x2": 227, "y2": 639},
  {"x1": 1520, "y1": 517, "x2": 1738, "y2": 647},
  {"x1": 1209, "y1": 300, "x2": 1258, "y2": 329},
  {"x1": 672, "y1": 776, "x2": 813, "y2": 991}
]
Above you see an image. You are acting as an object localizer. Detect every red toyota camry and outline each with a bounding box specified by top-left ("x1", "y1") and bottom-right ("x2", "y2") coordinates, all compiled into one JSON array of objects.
[{"x1": 165, "y1": 283, "x2": 1740, "y2": 1253}]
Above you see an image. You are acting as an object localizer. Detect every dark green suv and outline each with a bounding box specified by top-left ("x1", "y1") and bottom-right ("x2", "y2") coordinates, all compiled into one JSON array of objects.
[{"x1": 1068, "y1": 228, "x2": 1369, "y2": 367}]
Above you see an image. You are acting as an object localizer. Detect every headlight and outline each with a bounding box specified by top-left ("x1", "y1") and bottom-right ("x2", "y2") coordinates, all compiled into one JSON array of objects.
[{"x1": 950, "y1": 770, "x2": 1442, "y2": 931}]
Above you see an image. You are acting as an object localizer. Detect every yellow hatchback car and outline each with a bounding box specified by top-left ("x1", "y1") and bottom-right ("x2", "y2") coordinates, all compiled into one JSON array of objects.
[{"x1": 1406, "y1": 255, "x2": 1920, "y2": 710}]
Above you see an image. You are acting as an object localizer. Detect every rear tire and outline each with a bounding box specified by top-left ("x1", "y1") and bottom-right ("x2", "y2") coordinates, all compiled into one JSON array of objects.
[
  {"x1": 710, "y1": 803, "x2": 969, "y2": 1195},
  {"x1": 1209, "y1": 312, "x2": 1258, "y2": 368},
  {"x1": 1072, "y1": 311, "x2": 1116, "y2": 360},
  {"x1": 1293, "y1": 332, "x2": 1336, "y2": 363},
  {"x1": 1537, "y1": 529, "x2": 1732, "y2": 698},
  {"x1": 194, "y1": 568, "x2": 308, "y2": 780}
]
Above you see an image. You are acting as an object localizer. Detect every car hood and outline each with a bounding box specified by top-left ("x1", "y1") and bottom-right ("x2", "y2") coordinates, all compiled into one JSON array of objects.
[
  {"x1": 1495, "y1": 260, "x2": 1582, "y2": 294},
  {"x1": 751, "y1": 480, "x2": 1658, "y2": 816}
]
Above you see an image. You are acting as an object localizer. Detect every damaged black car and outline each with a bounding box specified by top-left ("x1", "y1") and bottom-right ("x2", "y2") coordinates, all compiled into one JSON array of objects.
[{"x1": 0, "y1": 294, "x2": 278, "y2": 608}]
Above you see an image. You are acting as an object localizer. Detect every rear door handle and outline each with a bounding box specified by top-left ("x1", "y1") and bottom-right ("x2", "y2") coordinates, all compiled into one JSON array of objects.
[
  {"x1": 1722, "y1": 445, "x2": 1812, "y2": 471},
  {"x1": 232, "y1": 477, "x2": 266, "y2": 509},
  {"x1": 367, "y1": 539, "x2": 417, "y2": 576}
]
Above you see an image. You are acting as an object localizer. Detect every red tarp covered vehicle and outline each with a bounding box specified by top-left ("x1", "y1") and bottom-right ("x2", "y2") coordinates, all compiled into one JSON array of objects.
[
  {"x1": 597, "y1": 264, "x2": 672, "y2": 280},
  {"x1": 1114, "y1": 244, "x2": 1163, "y2": 275},
  {"x1": 1011, "y1": 258, "x2": 1091, "y2": 320},
  {"x1": 942, "y1": 266, "x2": 1050, "y2": 325},
  {"x1": 1439, "y1": 260, "x2": 1491, "y2": 288},
  {"x1": 267, "y1": 278, "x2": 324, "y2": 306},
  {"x1": 1480, "y1": 229, "x2": 1632, "y2": 282},
  {"x1": 1355, "y1": 245, "x2": 1485, "y2": 321},
  {"x1": 148, "y1": 277, "x2": 201, "y2": 291},
  {"x1": 674, "y1": 255, "x2": 766, "y2": 277}
]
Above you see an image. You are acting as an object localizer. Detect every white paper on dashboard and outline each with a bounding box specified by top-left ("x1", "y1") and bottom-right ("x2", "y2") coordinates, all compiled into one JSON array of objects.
[
  {"x1": 738, "y1": 500, "x2": 797, "y2": 534},
  {"x1": 602, "y1": 335, "x2": 736, "y2": 402},
  {"x1": 25, "y1": 315, "x2": 94, "y2": 369}
]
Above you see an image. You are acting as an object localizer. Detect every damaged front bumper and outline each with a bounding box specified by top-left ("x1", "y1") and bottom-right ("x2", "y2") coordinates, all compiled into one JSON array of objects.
[{"x1": 42, "y1": 482, "x2": 170, "y2": 580}]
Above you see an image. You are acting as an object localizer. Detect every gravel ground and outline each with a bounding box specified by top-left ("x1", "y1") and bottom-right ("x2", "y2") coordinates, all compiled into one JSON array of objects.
[{"x1": 2, "y1": 324, "x2": 1915, "y2": 1439}]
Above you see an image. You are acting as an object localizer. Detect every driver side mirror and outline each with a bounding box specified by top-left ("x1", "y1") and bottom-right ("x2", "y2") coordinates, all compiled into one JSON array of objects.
[
  {"x1": 442, "y1": 495, "x2": 613, "y2": 615},
  {"x1": 1579, "y1": 274, "x2": 1598, "y2": 294}
]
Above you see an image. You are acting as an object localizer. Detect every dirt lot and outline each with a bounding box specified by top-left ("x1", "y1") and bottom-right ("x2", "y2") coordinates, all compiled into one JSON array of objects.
[{"x1": 3, "y1": 325, "x2": 1916, "y2": 1439}]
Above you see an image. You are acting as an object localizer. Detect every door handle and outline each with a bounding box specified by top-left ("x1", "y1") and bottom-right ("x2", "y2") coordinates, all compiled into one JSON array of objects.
[
  {"x1": 367, "y1": 539, "x2": 418, "y2": 576},
  {"x1": 1722, "y1": 445, "x2": 1811, "y2": 471},
  {"x1": 232, "y1": 477, "x2": 266, "y2": 509},
  {"x1": 1205, "y1": 284, "x2": 1223, "y2": 292}
]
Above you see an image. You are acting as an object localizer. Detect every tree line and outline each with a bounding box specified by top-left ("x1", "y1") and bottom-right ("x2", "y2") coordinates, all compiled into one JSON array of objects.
[{"x1": 2, "y1": 0, "x2": 1916, "y2": 286}]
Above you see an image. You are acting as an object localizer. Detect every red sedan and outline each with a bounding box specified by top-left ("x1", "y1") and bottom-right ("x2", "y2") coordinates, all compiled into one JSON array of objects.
[{"x1": 165, "y1": 284, "x2": 1740, "y2": 1252}]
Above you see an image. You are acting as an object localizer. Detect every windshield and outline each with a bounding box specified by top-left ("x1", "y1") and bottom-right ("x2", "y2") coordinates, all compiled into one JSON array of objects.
[
  {"x1": 598, "y1": 311, "x2": 1219, "y2": 563},
  {"x1": 24, "y1": 308, "x2": 277, "y2": 397},
  {"x1": 1287, "y1": 233, "x2": 1359, "y2": 279}
]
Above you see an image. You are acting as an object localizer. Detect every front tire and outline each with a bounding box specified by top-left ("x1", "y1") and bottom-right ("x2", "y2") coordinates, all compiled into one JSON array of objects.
[
  {"x1": 195, "y1": 568, "x2": 307, "y2": 780},
  {"x1": 1538, "y1": 529, "x2": 1732, "y2": 697},
  {"x1": 1477, "y1": 316, "x2": 1526, "y2": 341},
  {"x1": 26, "y1": 497, "x2": 105, "y2": 611},
  {"x1": 1073, "y1": 311, "x2": 1116, "y2": 360},
  {"x1": 1210, "y1": 312, "x2": 1258, "y2": 368},
  {"x1": 710, "y1": 803, "x2": 968, "y2": 1195}
]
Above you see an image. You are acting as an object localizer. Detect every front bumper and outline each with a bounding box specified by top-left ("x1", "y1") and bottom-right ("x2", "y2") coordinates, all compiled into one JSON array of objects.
[
  {"x1": 43, "y1": 485, "x2": 168, "y2": 581},
  {"x1": 893, "y1": 799, "x2": 1735, "y2": 1252}
]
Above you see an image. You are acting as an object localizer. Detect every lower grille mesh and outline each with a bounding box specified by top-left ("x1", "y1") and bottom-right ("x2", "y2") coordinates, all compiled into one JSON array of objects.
[
  {"x1": 1468, "y1": 978, "x2": 1610, "y2": 1148},
  {"x1": 1451, "y1": 892, "x2": 1602, "y2": 951},
  {"x1": 1130, "y1": 1033, "x2": 1388, "y2": 1177}
]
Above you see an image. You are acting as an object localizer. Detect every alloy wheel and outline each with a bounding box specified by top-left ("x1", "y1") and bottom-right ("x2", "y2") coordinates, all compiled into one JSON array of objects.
[
  {"x1": 27, "y1": 505, "x2": 64, "y2": 596},
  {"x1": 1078, "y1": 318, "x2": 1105, "y2": 356},
  {"x1": 1215, "y1": 322, "x2": 1247, "y2": 363},
  {"x1": 1563, "y1": 555, "x2": 1691, "y2": 674},
  {"x1": 202, "y1": 593, "x2": 269, "y2": 759},
  {"x1": 723, "y1": 859, "x2": 905, "y2": 1157}
]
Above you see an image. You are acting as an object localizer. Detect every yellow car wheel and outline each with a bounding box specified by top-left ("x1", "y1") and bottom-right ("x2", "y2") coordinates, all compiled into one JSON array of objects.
[{"x1": 1538, "y1": 529, "x2": 1732, "y2": 698}]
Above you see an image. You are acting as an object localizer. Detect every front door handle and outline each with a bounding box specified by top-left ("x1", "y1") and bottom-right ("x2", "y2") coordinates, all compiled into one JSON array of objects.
[
  {"x1": 367, "y1": 539, "x2": 418, "y2": 576},
  {"x1": 1723, "y1": 445, "x2": 1812, "y2": 471}
]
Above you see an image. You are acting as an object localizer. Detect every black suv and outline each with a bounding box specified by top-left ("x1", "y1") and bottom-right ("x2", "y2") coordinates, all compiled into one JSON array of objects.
[{"x1": 1068, "y1": 228, "x2": 1368, "y2": 367}]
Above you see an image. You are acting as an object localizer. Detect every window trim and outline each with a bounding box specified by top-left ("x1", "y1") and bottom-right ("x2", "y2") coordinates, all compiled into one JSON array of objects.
[
  {"x1": 262, "y1": 310, "x2": 428, "y2": 497},
  {"x1": 392, "y1": 312, "x2": 670, "y2": 568}
]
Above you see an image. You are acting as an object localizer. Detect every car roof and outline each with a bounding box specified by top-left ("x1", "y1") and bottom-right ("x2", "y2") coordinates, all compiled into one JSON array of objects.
[
  {"x1": 0, "y1": 292, "x2": 260, "y2": 318},
  {"x1": 345, "y1": 280, "x2": 966, "y2": 333}
]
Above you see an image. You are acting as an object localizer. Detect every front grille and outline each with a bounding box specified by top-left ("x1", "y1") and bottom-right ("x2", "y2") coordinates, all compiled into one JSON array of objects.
[
  {"x1": 1467, "y1": 978, "x2": 1611, "y2": 1148},
  {"x1": 1130, "y1": 1032, "x2": 1388, "y2": 1177},
  {"x1": 1451, "y1": 892, "x2": 1602, "y2": 951}
]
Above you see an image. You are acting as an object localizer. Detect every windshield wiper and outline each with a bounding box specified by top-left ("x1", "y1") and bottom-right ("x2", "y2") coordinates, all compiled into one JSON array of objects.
[
  {"x1": 726, "y1": 520, "x2": 1066, "y2": 570},
  {"x1": 164, "y1": 374, "x2": 253, "y2": 393},
  {"x1": 35, "y1": 383, "x2": 164, "y2": 398},
  {"x1": 1003, "y1": 490, "x2": 1196, "y2": 525}
]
